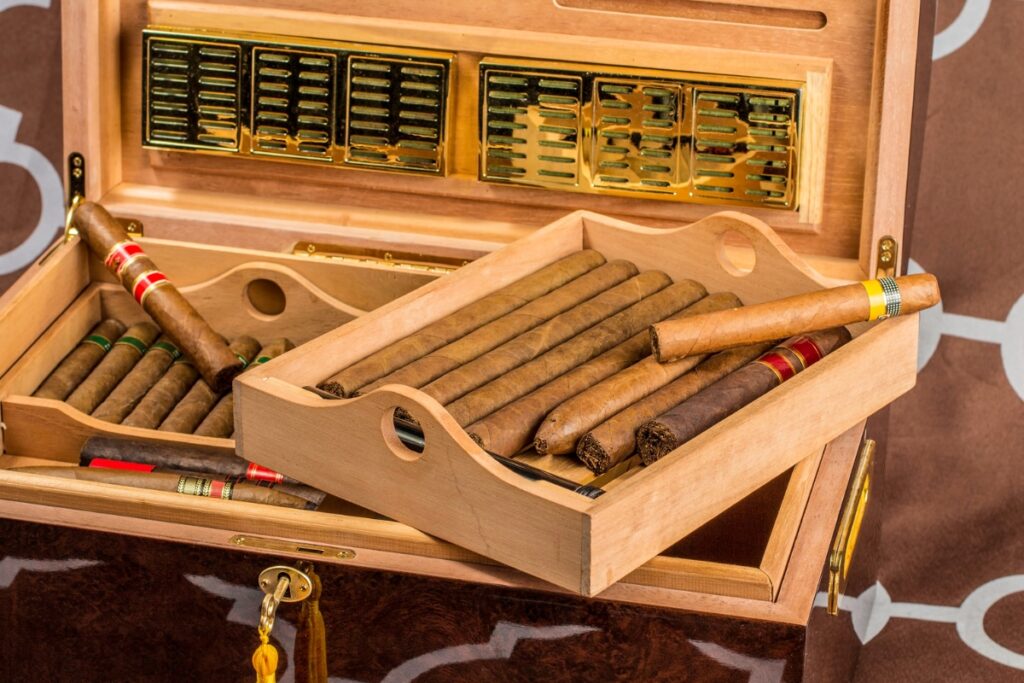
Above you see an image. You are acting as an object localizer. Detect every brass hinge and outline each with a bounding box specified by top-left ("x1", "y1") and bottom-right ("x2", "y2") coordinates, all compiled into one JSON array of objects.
[
  {"x1": 827, "y1": 437, "x2": 875, "y2": 615},
  {"x1": 293, "y1": 241, "x2": 465, "y2": 274},
  {"x1": 67, "y1": 152, "x2": 85, "y2": 208},
  {"x1": 876, "y1": 236, "x2": 898, "y2": 278}
]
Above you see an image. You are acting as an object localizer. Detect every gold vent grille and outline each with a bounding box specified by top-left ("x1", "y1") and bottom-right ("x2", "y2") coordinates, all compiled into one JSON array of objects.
[{"x1": 479, "y1": 58, "x2": 802, "y2": 210}]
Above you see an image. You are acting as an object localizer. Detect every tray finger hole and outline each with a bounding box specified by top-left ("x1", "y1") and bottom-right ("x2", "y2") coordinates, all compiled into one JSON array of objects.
[
  {"x1": 381, "y1": 406, "x2": 425, "y2": 462},
  {"x1": 716, "y1": 229, "x2": 756, "y2": 277}
]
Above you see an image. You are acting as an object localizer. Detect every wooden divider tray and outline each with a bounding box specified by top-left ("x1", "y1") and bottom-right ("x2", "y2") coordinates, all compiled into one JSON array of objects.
[{"x1": 236, "y1": 209, "x2": 919, "y2": 596}]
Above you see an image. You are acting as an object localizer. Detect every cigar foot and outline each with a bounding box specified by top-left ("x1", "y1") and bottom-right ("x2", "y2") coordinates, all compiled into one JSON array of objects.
[
  {"x1": 576, "y1": 433, "x2": 613, "y2": 475},
  {"x1": 637, "y1": 422, "x2": 678, "y2": 465},
  {"x1": 316, "y1": 380, "x2": 347, "y2": 398}
]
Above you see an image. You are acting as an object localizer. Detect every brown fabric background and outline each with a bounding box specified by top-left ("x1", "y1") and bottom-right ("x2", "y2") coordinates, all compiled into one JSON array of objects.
[{"x1": 0, "y1": 1, "x2": 1020, "y2": 680}]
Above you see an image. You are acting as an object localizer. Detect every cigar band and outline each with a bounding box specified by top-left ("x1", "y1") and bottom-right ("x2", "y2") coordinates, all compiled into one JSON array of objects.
[
  {"x1": 246, "y1": 463, "x2": 284, "y2": 484},
  {"x1": 176, "y1": 475, "x2": 234, "y2": 500},
  {"x1": 88, "y1": 458, "x2": 156, "y2": 473},
  {"x1": 255, "y1": 356, "x2": 273, "y2": 365},
  {"x1": 862, "y1": 278, "x2": 902, "y2": 321},
  {"x1": 115, "y1": 336, "x2": 149, "y2": 356},
  {"x1": 786, "y1": 336, "x2": 825, "y2": 369},
  {"x1": 103, "y1": 240, "x2": 144, "y2": 277},
  {"x1": 130, "y1": 270, "x2": 170, "y2": 307},
  {"x1": 82, "y1": 334, "x2": 113, "y2": 352},
  {"x1": 879, "y1": 277, "x2": 902, "y2": 318},
  {"x1": 236, "y1": 354, "x2": 250, "y2": 369},
  {"x1": 151, "y1": 340, "x2": 181, "y2": 360},
  {"x1": 755, "y1": 350, "x2": 799, "y2": 383}
]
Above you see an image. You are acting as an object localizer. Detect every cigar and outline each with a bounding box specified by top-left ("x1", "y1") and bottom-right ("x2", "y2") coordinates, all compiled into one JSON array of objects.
[
  {"x1": 359, "y1": 260, "x2": 639, "y2": 394},
  {"x1": 465, "y1": 293, "x2": 729, "y2": 456},
  {"x1": 318, "y1": 250, "x2": 606, "y2": 397},
  {"x1": 194, "y1": 339, "x2": 295, "y2": 438},
  {"x1": 91, "y1": 336, "x2": 181, "y2": 423},
  {"x1": 158, "y1": 336, "x2": 261, "y2": 434},
  {"x1": 446, "y1": 279, "x2": 707, "y2": 426},
  {"x1": 13, "y1": 466, "x2": 313, "y2": 510},
  {"x1": 65, "y1": 322, "x2": 160, "y2": 414},
  {"x1": 80, "y1": 436, "x2": 301, "y2": 485},
  {"x1": 577, "y1": 343, "x2": 774, "y2": 474},
  {"x1": 121, "y1": 357, "x2": 199, "y2": 429},
  {"x1": 423, "y1": 271, "x2": 674, "y2": 408},
  {"x1": 70, "y1": 201, "x2": 244, "y2": 392},
  {"x1": 637, "y1": 327, "x2": 852, "y2": 465},
  {"x1": 651, "y1": 274, "x2": 940, "y2": 361},
  {"x1": 532, "y1": 293, "x2": 743, "y2": 456},
  {"x1": 34, "y1": 319, "x2": 127, "y2": 400}
]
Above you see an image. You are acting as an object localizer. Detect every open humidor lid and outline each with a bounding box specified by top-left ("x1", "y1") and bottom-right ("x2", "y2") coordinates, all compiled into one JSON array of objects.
[{"x1": 65, "y1": 0, "x2": 924, "y2": 278}]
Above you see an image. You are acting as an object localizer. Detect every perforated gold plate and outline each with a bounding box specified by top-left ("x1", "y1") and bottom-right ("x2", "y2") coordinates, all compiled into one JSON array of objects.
[
  {"x1": 480, "y1": 59, "x2": 802, "y2": 210},
  {"x1": 142, "y1": 27, "x2": 454, "y2": 175}
]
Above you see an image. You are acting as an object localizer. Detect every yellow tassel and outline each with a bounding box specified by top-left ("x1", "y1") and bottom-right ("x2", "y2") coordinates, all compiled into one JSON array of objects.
[
  {"x1": 297, "y1": 569, "x2": 328, "y2": 683},
  {"x1": 252, "y1": 630, "x2": 279, "y2": 683}
]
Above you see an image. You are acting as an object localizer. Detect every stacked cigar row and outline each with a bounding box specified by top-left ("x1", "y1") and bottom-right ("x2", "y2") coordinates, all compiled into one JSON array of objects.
[
  {"x1": 33, "y1": 319, "x2": 293, "y2": 438},
  {"x1": 317, "y1": 250, "x2": 853, "y2": 475}
]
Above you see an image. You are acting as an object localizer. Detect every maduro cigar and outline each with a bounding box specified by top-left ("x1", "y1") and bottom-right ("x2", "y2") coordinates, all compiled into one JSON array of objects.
[
  {"x1": 91, "y1": 336, "x2": 181, "y2": 423},
  {"x1": 448, "y1": 279, "x2": 707, "y2": 426},
  {"x1": 577, "y1": 343, "x2": 774, "y2": 474},
  {"x1": 13, "y1": 466, "x2": 312, "y2": 510},
  {"x1": 34, "y1": 319, "x2": 127, "y2": 400},
  {"x1": 318, "y1": 249, "x2": 606, "y2": 397},
  {"x1": 121, "y1": 357, "x2": 199, "y2": 429},
  {"x1": 637, "y1": 327, "x2": 852, "y2": 464},
  {"x1": 533, "y1": 292, "x2": 742, "y2": 456},
  {"x1": 651, "y1": 274, "x2": 940, "y2": 361},
  {"x1": 360, "y1": 260, "x2": 639, "y2": 394},
  {"x1": 158, "y1": 336, "x2": 261, "y2": 434},
  {"x1": 70, "y1": 201, "x2": 243, "y2": 392},
  {"x1": 423, "y1": 271, "x2": 673, "y2": 408},
  {"x1": 65, "y1": 322, "x2": 160, "y2": 414},
  {"x1": 195, "y1": 339, "x2": 295, "y2": 438},
  {"x1": 80, "y1": 436, "x2": 300, "y2": 485}
]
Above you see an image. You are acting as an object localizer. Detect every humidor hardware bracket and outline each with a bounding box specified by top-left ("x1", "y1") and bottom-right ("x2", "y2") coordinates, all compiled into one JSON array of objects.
[
  {"x1": 828, "y1": 437, "x2": 875, "y2": 615},
  {"x1": 258, "y1": 563, "x2": 313, "y2": 602},
  {"x1": 292, "y1": 241, "x2": 464, "y2": 274},
  {"x1": 876, "y1": 236, "x2": 899, "y2": 278},
  {"x1": 232, "y1": 534, "x2": 357, "y2": 560},
  {"x1": 66, "y1": 152, "x2": 85, "y2": 208}
]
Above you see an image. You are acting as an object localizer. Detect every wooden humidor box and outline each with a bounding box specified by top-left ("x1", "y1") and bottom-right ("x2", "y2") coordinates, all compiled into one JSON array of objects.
[{"x1": 0, "y1": 0, "x2": 930, "y2": 674}]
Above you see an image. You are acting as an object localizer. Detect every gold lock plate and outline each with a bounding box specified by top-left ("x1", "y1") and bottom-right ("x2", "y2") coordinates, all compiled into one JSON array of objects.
[{"x1": 828, "y1": 437, "x2": 875, "y2": 615}]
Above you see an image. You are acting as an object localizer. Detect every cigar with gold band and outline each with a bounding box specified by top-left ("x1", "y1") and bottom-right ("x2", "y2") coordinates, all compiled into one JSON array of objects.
[
  {"x1": 69, "y1": 201, "x2": 243, "y2": 392},
  {"x1": 650, "y1": 273, "x2": 940, "y2": 362}
]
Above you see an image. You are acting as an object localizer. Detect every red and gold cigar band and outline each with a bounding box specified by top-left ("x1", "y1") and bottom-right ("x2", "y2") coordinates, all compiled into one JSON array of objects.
[
  {"x1": 755, "y1": 337, "x2": 825, "y2": 383},
  {"x1": 103, "y1": 240, "x2": 145, "y2": 278},
  {"x1": 88, "y1": 458, "x2": 156, "y2": 473},
  {"x1": 787, "y1": 336, "x2": 825, "y2": 368},
  {"x1": 176, "y1": 475, "x2": 234, "y2": 500},
  {"x1": 755, "y1": 350, "x2": 799, "y2": 383},
  {"x1": 130, "y1": 270, "x2": 171, "y2": 307},
  {"x1": 245, "y1": 463, "x2": 285, "y2": 484}
]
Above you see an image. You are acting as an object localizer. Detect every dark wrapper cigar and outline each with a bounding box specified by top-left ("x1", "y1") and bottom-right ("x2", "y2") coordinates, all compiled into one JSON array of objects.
[
  {"x1": 66, "y1": 322, "x2": 160, "y2": 414},
  {"x1": 13, "y1": 466, "x2": 313, "y2": 510},
  {"x1": 70, "y1": 201, "x2": 243, "y2": 392},
  {"x1": 531, "y1": 293, "x2": 742, "y2": 456},
  {"x1": 637, "y1": 327, "x2": 852, "y2": 465},
  {"x1": 159, "y1": 336, "x2": 261, "y2": 434},
  {"x1": 34, "y1": 319, "x2": 127, "y2": 400},
  {"x1": 195, "y1": 339, "x2": 294, "y2": 438},
  {"x1": 360, "y1": 260, "x2": 639, "y2": 394},
  {"x1": 467, "y1": 292, "x2": 729, "y2": 457},
  {"x1": 91, "y1": 336, "x2": 181, "y2": 423},
  {"x1": 447, "y1": 278, "x2": 707, "y2": 426},
  {"x1": 424, "y1": 271, "x2": 673, "y2": 408},
  {"x1": 80, "y1": 436, "x2": 301, "y2": 485},
  {"x1": 577, "y1": 343, "x2": 774, "y2": 474},
  {"x1": 318, "y1": 250, "x2": 606, "y2": 397},
  {"x1": 122, "y1": 358, "x2": 199, "y2": 429}
]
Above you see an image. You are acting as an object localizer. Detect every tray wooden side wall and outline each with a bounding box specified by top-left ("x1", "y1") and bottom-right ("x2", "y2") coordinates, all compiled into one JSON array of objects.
[{"x1": 236, "y1": 211, "x2": 918, "y2": 595}]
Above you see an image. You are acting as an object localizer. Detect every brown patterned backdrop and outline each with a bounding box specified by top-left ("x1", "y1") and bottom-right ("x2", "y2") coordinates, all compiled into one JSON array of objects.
[{"x1": 0, "y1": 2, "x2": 1021, "y2": 680}]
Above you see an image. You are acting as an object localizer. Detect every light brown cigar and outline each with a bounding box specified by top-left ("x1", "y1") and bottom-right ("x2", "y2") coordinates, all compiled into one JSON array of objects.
[
  {"x1": 576, "y1": 342, "x2": 774, "y2": 474},
  {"x1": 466, "y1": 294, "x2": 720, "y2": 456},
  {"x1": 12, "y1": 466, "x2": 312, "y2": 510},
  {"x1": 533, "y1": 293, "x2": 742, "y2": 456},
  {"x1": 651, "y1": 273, "x2": 940, "y2": 361},
  {"x1": 121, "y1": 358, "x2": 199, "y2": 429},
  {"x1": 71, "y1": 201, "x2": 243, "y2": 392},
  {"x1": 423, "y1": 271, "x2": 673, "y2": 408},
  {"x1": 34, "y1": 319, "x2": 127, "y2": 400},
  {"x1": 318, "y1": 250, "x2": 606, "y2": 397},
  {"x1": 91, "y1": 336, "x2": 181, "y2": 423},
  {"x1": 158, "y1": 336, "x2": 261, "y2": 434},
  {"x1": 65, "y1": 322, "x2": 160, "y2": 414},
  {"x1": 448, "y1": 279, "x2": 707, "y2": 426},
  {"x1": 360, "y1": 260, "x2": 639, "y2": 394},
  {"x1": 637, "y1": 328, "x2": 852, "y2": 465},
  {"x1": 194, "y1": 339, "x2": 295, "y2": 438}
]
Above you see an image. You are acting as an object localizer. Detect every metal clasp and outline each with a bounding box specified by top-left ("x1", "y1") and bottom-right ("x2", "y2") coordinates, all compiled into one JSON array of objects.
[
  {"x1": 257, "y1": 564, "x2": 313, "y2": 635},
  {"x1": 827, "y1": 437, "x2": 875, "y2": 615}
]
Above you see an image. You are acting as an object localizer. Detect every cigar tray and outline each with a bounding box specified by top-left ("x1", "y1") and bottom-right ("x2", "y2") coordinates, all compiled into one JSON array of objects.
[{"x1": 0, "y1": 0, "x2": 931, "y2": 676}]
